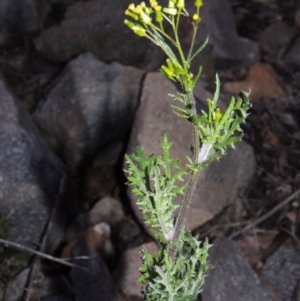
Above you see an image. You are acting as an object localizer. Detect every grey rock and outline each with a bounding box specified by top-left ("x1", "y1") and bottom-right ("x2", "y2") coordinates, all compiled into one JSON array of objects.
[
  {"x1": 66, "y1": 196, "x2": 124, "y2": 241},
  {"x1": 116, "y1": 242, "x2": 158, "y2": 301},
  {"x1": 0, "y1": 74, "x2": 72, "y2": 253},
  {"x1": 258, "y1": 21, "x2": 295, "y2": 59},
  {"x1": 0, "y1": 268, "x2": 29, "y2": 301},
  {"x1": 202, "y1": 236, "x2": 273, "y2": 301},
  {"x1": 260, "y1": 244, "x2": 300, "y2": 301},
  {"x1": 0, "y1": 0, "x2": 49, "y2": 46},
  {"x1": 33, "y1": 52, "x2": 144, "y2": 174},
  {"x1": 71, "y1": 241, "x2": 116, "y2": 301},
  {"x1": 34, "y1": 0, "x2": 151, "y2": 66},
  {"x1": 183, "y1": 0, "x2": 259, "y2": 69},
  {"x1": 238, "y1": 37, "x2": 261, "y2": 67},
  {"x1": 126, "y1": 72, "x2": 255, "y2": 232},
  {"x1": 283, "y1": 35, "x2": 300, "y2": 69}
]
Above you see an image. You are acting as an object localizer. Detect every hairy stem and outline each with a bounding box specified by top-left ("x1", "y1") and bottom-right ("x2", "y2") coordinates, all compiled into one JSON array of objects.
[{"x1": 168, "y1": 91, "x2": 199, "y2": 260}]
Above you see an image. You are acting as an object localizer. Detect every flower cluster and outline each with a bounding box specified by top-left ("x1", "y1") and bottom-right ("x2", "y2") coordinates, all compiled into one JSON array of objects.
[{"x1": 124, "y1": 0, "x2": 203, "y2": 37}]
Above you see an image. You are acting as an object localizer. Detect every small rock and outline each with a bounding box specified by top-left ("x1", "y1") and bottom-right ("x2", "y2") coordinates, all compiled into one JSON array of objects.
[
  {"x1": 0, "y1": 0, "x2": 49, "y2": 46},
  {"x1": 126, "y1": 72, "x2": 255, "y2": 233},
  {"x1": 114, "y1": 217, "x2": 142, "y2": 247},
  {"x1": 258, "y1": 21, "x2": 295, "y2": 59},
  {"x1": 238, "y1": 37, "x2": 261, "y2": 67},
  {"x1": 71, "y1": 241, "x2": 116, "y2": 301},
  {"x1": 34, "y1": 0, "x2": 151, "y2": 66},
  {"x1": 33, "y1": 53, "x2": 144, "y2": 174},
  {"x1": 0, "y1": 268, "x2": 29, "y2": 301},
  {"x1": 202, "y1": 236, "x2": 274, "y2": 301},
  {"x1": 223, "y1": 63, "x2": 287, "y2": 101},
  {"x1": 237, "y1": 233, "x2": 276, "y2": 269},
  {"x1": 283, "y1": 36, "x2": 300, "y2": 69},
  {"x1": 0, "y1": 74, "x2": 72, "y2": 253},
  {"x1": 81, "y1": 142, "x2": 123, "y2": 207},
  {"x1": 260, "y1": 244, "x2": 300, "y2": 301},
  {"x1": 66, "y1": 197, "x2": 124, "y2": 241},
  {"x1": 62, "y1": 222, "x2": 115, "y2": 264},
  {"x1": 116, "y1": 242, "x2": 158, "y2": 301}
]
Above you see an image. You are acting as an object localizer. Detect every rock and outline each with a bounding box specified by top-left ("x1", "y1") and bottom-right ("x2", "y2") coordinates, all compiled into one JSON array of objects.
[
  {"x1": 114, "y1": 217, "x2": 142, "y2": 248},
  {"x1": 34, "y1": 0, "x2": 151, "y2": 67},
  {"x1": 33, "y1": 52, "x2": 144, "y2": 174},
  {"x1": 116, "y1": 242, "x2": 158, "y2": 301},
  {"x1": 237, "y1": 233, "x2": 276, "y2": 269},
  {"x1": 258, "y1": 21, "x2": 295, "y2": 59},
  {"x1": 238, "y1": 37, "x2": 261, "y2": 67},
  {"x1": 283, "y1": 36, "x2": 300, "y2": 69},
  {"x1": 201, "y1": 236, "x2": 273, "y2": 301},
  {"x1": 81, "y1": 142, "x2": 123, "y2": 207},
  {"x1": 0, "y1": 74, "x2": 73, "y2": 253},
  {"x1": 0, "y1": 49, "x2": 60, "y2": 112},
  {"x1": 62, "y1": 222, "x2": 115, "y2": 265},
  {"x1": 0, "y1": 0, "x2": 49, "y2": 46},
  {"x1": 126, "y1": 72, "x2": 255, "y2": 233},
  {"x1": 66, "y1": 197, "x2": 124, "y2": 241},
  {"x1": 182, "y1": 0, "x2": 259, "y2": 70},
  {"x1": 260, "y1": 244, "x2": 300, "y2": 301},
  {"x1": 71, "y1": 241, "x2": 116, "y2": 301},
  {"x1": 0, "y1": 268, "x2": 29, "y2": 301},
  {"x1": 223, "y1": 63, "x2": 287, "y2": 102}
]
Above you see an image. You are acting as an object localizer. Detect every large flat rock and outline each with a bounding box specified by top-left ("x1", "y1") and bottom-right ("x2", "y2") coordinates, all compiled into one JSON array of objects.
[
  {"x1": 126, "y1": 72, "x2": 255, "y2": 232},
  {"x1": 202, "y1": 236, "x2": 274, "y2": 301}
]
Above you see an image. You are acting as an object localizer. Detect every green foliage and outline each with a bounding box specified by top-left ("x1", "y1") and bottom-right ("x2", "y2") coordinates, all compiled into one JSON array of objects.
[
  {"x1": 139, "y1": 232, "x2": 211, "y2": 301},
  {"x1": 125, "y1": 134, "x2": 187, "y2": 242},
  {"x1": 124, "y1": 0, "x2": 251, "y2": 300}
]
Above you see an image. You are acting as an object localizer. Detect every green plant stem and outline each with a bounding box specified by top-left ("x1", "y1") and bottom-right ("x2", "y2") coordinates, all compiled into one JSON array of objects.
[
  {"x1": 169, "y1": 168, "x2": 199, "y2": 261},
  {"x1": 187, "y1": 25, "x2": 198, "y2": 63},
  {"x1": 168, "y1": 91, "x2": 200, "y2": 261}
]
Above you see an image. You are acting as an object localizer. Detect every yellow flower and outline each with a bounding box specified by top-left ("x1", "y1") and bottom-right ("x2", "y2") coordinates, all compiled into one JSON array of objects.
[
  {"x1": 195, "y1": 0, "x2": 203, "y2": 8},
  {"x1": 176, "y1": 0, "x2": 185, "y2": 9},
  {"x1": 192, "y1": 13, "x2": 201, "y2": 23}
]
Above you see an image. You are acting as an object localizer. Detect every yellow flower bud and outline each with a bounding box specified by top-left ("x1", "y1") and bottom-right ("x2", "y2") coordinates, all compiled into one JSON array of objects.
[
  {"x1": 214, "y1": 108, "x2": 223, "y2": 122},
  {"x1": 161, "y1": 65, "x2": 174, "y2": 79},
  {"x1": 163, "y1": 7, "x2": 178, "y2": 15},
  {"x1": 176, "y1": 0, "x2": 185, "y2": 8},
  {"x1": 150, "y1": 0, "x2": 159, "y2": 8},
  {"x1": 125, "y1": 9, "x2": 139, "y2": 20},
  {"x1": 124, "y1": 19, "x2": 135, "y2": 29},
  {"x1": 128, "y1": 3, "x2": 136, "y2": 10},
  {"x1": 132, "y1": 25, "x2": 147, "y2": 37},
  {"x1": 155, "y1": 10, "x2": 163, "y2": 22},
  {"x1": 168, "y1": 0, "x2": 175, "y2": 8},
  {"x1": 192, "y1": 13, "x2": 201, "y2": 23},
  {"x1": 194, "y1": 0, "x2": 203, "y2": 8},
  {"x1": 135, "y1": 4, "x2": 143, "y2": 14},
  {"x1": 140, "y1": 11, "x2": 152, "y2": 24}
]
